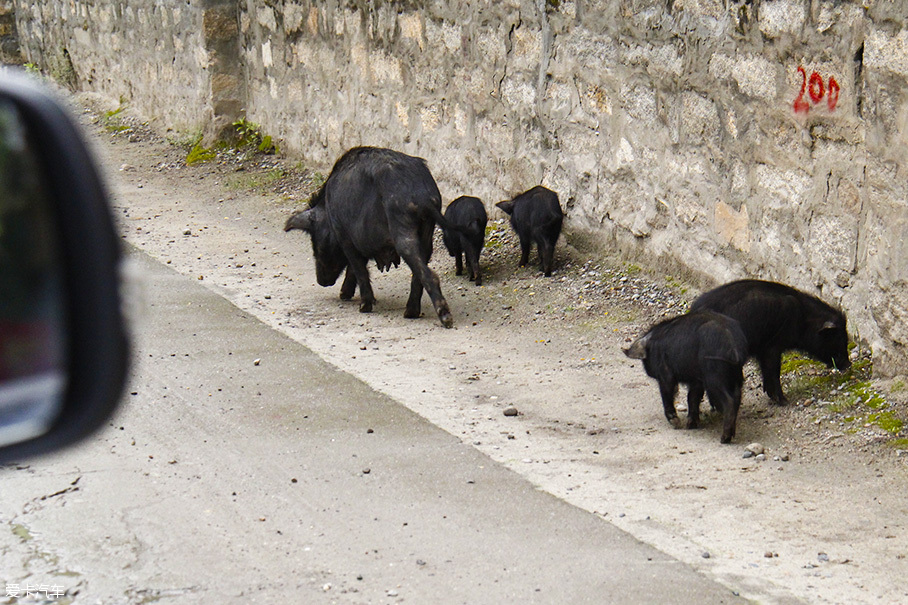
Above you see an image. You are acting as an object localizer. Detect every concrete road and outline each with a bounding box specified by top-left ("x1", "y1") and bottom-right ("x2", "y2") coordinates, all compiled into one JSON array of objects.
[{"x1": 0, "y1": 250, "x2": 744, "y2": 604}]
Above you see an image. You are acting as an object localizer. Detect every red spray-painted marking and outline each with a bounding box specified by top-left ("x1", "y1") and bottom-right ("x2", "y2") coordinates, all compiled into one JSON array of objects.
[{"x1": 793, "y1": 67, "x2": 839, "y2": 114}]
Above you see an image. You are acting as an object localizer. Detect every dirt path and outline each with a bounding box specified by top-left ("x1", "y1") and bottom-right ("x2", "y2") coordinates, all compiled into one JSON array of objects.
[{"x1": 79, "y1": 93, "x2": 907, "y2": 604}]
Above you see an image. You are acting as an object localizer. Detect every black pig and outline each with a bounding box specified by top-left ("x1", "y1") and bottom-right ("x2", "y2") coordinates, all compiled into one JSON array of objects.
[
  {"x1": 442, "y1": 196, "x2": 488, "y2": 286},
  {"x1": 495, "y1": 186, "x2": 563, "y2": 277},
  {"x1": 284, "y1": 147, "x2": 456, "y2": 328},
  {"x1": 624, "y1": 311, "x2": 748, "y2": 443},
  {"x1": 690, "y1": 279, "x2": 850, "y2": 404}
]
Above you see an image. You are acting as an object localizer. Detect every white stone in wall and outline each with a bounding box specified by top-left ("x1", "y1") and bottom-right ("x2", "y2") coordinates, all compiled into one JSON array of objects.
[
  {"x1": 759, "y1": 0, "x2": 807, "y2": 38},
  {"x1": 453, "y1": 104, "x2": 468, "y2": 137},
  {"x1": 501, "y1": 77, "x2": 536, "y2": 109},
  {"x1": 755, "y1": 164, "x2": 811, "y2": 209},
  {"x1": 257, "y1": 6, "x2": 276, "y2": 31},
  {"x1": 708, "y1": 54, "x2": 776, "y2": 100},
  {"x1": 395, "y1": 101, "x2": 409, "y2": 130},
  {"x1": 866, "y1": 28, "x2": 908, "y2": 80},
  {"x1": 611, "y1": 137, "x2": 635, "y2": 172},
  {"x1": 426, "y1": 19, "x2": 462, "y2": 53},
  {"x1": 284, "y1": 3, "x2": 304, "y2": 33},
  {"x1": 370, "y1": 52, "x2": 403, "y2": 86},
  {"x1": 262, "y1": 40, "x2": 273, "y2": 69},
  {"x1": 398, "y1": 13, "x2": 424, "y2": 50}
]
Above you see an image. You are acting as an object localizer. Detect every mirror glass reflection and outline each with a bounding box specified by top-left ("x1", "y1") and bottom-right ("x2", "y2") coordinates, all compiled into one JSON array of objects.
[{"x1": 0, "y1": 99, "x2": 66, "y2": 448}]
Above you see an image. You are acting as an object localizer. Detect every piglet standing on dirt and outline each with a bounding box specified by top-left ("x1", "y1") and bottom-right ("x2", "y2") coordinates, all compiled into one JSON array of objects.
[
  {"x1": 284, "y1": 146, "x2": 456, "y2": 328},
  {"x1": 624, "y1": 311, "x2": 749, "y2": 444},
  {"x1": 495, "y1": 186, "x2": 563, "y2": 277},
  {"x1": 442, "y1": 196, "x2": 488, "y2": 286},
  {"x1": 690, "y1": 279, "x2": 851, "y2": 405}
]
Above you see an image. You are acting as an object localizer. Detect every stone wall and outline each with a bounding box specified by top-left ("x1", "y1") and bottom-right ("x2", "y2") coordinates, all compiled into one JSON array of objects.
[
  {"x1": 13, "y1": 0, "x2": 235, "y2": 136},
  {"x1": 15, "y1": 0, "x2": 908, "y2": 375},
  {"x1": 0, "y1": 0, "x2": 21, "y2": 64}
]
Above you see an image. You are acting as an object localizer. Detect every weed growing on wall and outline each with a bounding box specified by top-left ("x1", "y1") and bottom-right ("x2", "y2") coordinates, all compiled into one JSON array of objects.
[
  {"x1": 232, "y1": 118, "x2": 278, "y2": 155},
  {"x1": 183, "y1": 119, "x2": 278, "y2": 166}
]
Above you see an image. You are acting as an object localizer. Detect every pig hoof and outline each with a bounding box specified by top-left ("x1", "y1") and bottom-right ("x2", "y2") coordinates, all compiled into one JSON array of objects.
[
  {"x1": 359, "y1": 301, "x2": 373, "y2": 313},
  {"x1": 686, "y1": 418, "x2": 699, "y2": 429},
  {"x1": 403, "y1": 307, "x2": 420, "y2": 319},
  {"x1": 721, "y1": 433, "x2": 733, "y2": 444},
  {"x1": 669, "y1": 416, "x2": 684, "y2": 429},
  {"x1": 439, "y1": 312, "x2": 454, "y2": 329},
  {"x1": 339, "y1": 292, "x2": 354, "y2": 301}
]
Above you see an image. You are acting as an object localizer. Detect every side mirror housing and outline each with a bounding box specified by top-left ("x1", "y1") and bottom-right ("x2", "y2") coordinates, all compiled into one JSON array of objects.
[{"x1": 0, "y1": 71, "x2": 128, "y2": 462}]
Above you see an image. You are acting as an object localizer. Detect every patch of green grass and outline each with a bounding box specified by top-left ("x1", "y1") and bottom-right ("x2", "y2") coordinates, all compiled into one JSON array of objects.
[
  {"x1": 887, "y1": 438, "x2": 908, "y2": 449},
  {"x1": 483, "y1": 224, "x2": 509, "y2": 250},
  {"x1": 309, "y1": 171, "x2": 326, "y2": 191},
  {"x1": 843, "y1": 381, "x2": 886, "y2": 409},
  {"x1": 868, "y1": 412, "x2": 904, "y2": 434},
  {"x1": 101, "y1": 104, "x2": 130, "y2": 133},
  {"x1": 167, "y1": 129, "x2": 204, "y2": 149},
  {"x1": 781, "y1": 353, "x2": 824, "y2": 374},
  {"x1": 663, "y1": 275, "x2": 689, "y2": 295},
  {"x1": 782, "y1": 349, "x2": 905, "y2": 438}
]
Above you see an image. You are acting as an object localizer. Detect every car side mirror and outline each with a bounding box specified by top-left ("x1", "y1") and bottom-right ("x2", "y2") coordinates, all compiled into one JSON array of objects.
[{"x1": 0, "y1": 71, "x2": 128, "y2": 463}]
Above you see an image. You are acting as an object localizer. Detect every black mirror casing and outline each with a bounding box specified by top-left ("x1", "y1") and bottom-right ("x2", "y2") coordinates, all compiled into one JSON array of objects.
[{"x1": 0, "y1": 72, "x2": 128, "y2": 462}]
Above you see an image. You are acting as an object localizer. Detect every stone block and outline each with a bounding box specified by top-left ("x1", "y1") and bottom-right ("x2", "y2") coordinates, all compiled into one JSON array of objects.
[
  {"x1": 680, "y1": 91, "x2": 720, "y2": 145},
  {"x1": 709, "y1": 54, "x2": 776, "y2": 99},
  {"x1": 865, "y1": 27, "x2": 908, "y2": 80},
  {"x1": 759, "y1": 0, "x2": 807, "y2": 38},
  {"x1": 715, "y1": 200, "x2": 751, "y2": 253}
]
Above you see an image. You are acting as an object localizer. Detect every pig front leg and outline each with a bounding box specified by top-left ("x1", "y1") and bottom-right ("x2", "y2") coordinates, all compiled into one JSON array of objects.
[
  {"x1": 339, "y1": 267, "x2": 357, "y2": 300},
  {"x1": 758, "y1": 350, "x2": 788, "y2": 405}
]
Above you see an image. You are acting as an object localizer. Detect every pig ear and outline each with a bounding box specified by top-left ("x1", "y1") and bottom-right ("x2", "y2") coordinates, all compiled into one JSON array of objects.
[
  {"x1": 819, "y1": 320, "x2": 838, "y2": 333},
  {"x1": 623, "y1": 335, "x2": 649, "y2": 360},
  {"x1": 496, "y1": 200, "x2": 515, "y2": 215},
  {"x1": 284, "y1": 209, "x2": 313, "y2": 232}
]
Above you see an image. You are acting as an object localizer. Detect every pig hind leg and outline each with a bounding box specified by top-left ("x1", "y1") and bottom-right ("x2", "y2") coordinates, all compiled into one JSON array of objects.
[
  {"x1": 517, "y1": 233, "x2": 532, "y2": 267},
  {"x1": 464, "y1": 238, "x2": 482, "y2": 285},
  {"x1": 658, "y1": 379, "x2": 683, "y2": 428},
  {"x1": 704, "y1": 364, "x2": 744, "y2": 443},
  {"x1": 396, "y1": 221, "x2": 453, "y2": 328},
  {"x1": 686, "y1": 382, "x2": 705, "y2": 429}
]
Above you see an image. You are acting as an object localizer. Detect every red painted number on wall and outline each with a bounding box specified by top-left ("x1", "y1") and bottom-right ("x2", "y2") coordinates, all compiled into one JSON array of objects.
[{"x1": 793, "y1": 67, "x2": 839, "y2": 114}]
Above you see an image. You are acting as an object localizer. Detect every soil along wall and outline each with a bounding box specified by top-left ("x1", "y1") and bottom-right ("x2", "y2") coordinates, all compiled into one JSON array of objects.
[{"x1": 14, "y1": 0, "x2": 908, "y2": 376}]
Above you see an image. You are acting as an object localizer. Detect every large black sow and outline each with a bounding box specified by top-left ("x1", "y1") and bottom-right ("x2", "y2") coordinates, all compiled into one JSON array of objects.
[
  {"x1": 690, "y1": 279, "x2": 850, "y2": 404},
  {"x1": 495, "y1": 186, "x2": 563, "y2": 277},
  {"x1": 624, "y1": 311, "x2": 749, "y2": 443},
  {"x1": 284, "y1": 146, "x2": 456, "y2": 328},
  {"x1": 442, "y1": 196, "x2": 488, "y2": 286}
]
